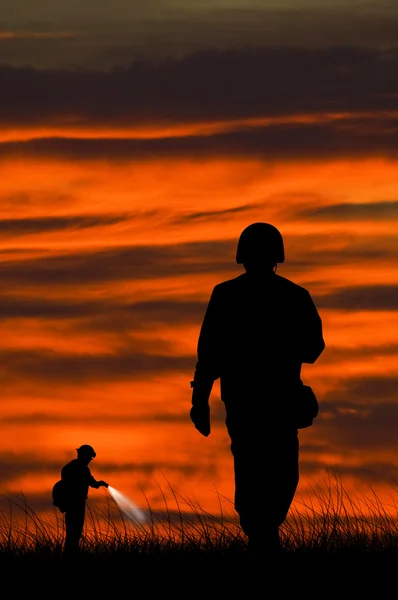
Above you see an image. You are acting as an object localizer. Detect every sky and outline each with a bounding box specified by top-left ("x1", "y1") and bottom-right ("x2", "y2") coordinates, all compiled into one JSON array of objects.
[{"x1": 1, "y1": 0, "x2": 398, "y2": 525}]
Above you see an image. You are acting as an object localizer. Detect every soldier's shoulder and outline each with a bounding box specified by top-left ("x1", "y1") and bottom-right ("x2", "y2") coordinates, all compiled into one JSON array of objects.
[
  {"x1": 215, "y1": 274, "x2": 246, "y2": 289},
  {"x1": 213, "y1": 274, "x2": 246, "y2": 294},
  {"x1": 274, "y1": 274, "x2": 310, "y2": 296}
]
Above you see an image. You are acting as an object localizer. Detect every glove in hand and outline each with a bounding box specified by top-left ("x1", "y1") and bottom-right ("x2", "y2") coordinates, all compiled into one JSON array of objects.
[{"x1": 190, "y1": 405, "x2": 211, "y2": 437}]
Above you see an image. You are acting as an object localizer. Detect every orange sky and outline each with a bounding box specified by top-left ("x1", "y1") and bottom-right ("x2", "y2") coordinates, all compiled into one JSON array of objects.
[
  {"x1": 1, "y1": 135, "x2": 398, "y2": 523},
  {"x1": 1, "y1": 20, "x2": 398, "y2": 529}
]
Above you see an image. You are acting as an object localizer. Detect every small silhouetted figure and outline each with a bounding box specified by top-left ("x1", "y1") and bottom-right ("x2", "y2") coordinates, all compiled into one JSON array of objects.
[
  {"x1": 190, "y1": 223, "x2": 325, "y2": 559},
  {"x1": 61, "y1": 444, "x2": 109, "y2": 558}
]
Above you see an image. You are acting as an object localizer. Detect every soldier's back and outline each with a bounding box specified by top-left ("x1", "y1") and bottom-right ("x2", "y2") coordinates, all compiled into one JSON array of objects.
[{"x1": 214, "y1": 272, "x2": 307, "y2": 375}]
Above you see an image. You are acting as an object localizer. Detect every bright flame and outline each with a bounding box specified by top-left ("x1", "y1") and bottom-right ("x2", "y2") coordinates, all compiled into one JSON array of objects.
[{"x1": 108, "y1": 486, "x2": 147, "y2": 524}]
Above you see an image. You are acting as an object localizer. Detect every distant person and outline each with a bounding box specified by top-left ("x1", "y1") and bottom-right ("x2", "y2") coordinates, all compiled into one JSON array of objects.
[
  {"x1": 190, "y1": 222, "x2": 325, "y2": 559},
  {"x1": 60, "y1": 444, "x2": 109, "y2": 558}
]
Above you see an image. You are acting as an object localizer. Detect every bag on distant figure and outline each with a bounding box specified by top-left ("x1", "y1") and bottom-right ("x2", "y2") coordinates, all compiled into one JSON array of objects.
[
  {"x1": 294, "y1": 382, "x2": 319, "y2": 429},
  {"x1": 52, "y1": 479, "x2": 67, "y2": 513}
]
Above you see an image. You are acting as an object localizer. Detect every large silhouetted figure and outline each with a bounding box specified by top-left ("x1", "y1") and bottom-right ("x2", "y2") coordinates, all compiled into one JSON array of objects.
[
  {"x1": 190, "y1": 222, "x2": 325, "y2": 559},
  {"x1": 60, "y1": 444, "x2": 109, "y2": 558}
]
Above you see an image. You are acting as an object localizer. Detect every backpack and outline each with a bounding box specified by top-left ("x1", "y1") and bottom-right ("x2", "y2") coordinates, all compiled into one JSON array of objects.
[{"x1": 52, "y1": 479, "x2": 67, "y2": 513}]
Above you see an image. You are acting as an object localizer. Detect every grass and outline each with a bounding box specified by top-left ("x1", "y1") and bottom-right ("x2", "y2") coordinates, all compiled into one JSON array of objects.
[{"x1": 1, "y1": 469, "x2": 398, "y2": 588}]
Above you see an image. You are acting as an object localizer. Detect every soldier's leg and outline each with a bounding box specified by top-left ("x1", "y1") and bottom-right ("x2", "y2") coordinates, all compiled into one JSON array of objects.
[
  {"x1": 231, "y1": 439, "x2": 266, "y2": 554},
  {"x1": 64, "y1": 505, "x2": 86, "y2": 557},
  {"x1": 274, "y1": 430, "x2": 299, "y2": 526},
  {"x1": 232, "y1": 430, "x2": 299, "y2": 559}
]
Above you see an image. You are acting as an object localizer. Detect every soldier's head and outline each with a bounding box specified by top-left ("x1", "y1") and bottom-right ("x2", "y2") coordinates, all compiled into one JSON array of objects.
[
  {"x1": 236, "y1": 222, "x2": 285, "y2": 272},
  {"x1": 76, "y1": 444, "x2": 96, "y2": 463}
]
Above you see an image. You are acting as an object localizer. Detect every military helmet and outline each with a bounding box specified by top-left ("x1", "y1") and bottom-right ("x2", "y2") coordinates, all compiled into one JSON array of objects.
[
  {"x1": 76, "y1": 444, "x2": 96, "y2": 458},
  {"x1": 236, "y1": 222, "x2": 285, "y2": 265}
]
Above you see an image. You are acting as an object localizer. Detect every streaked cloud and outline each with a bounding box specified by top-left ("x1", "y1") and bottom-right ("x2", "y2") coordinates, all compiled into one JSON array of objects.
[
  {"x1": 0, "y1": 452, "x2": 206, "y2": 479},
  {"x1": 171, "y1": 202, "x2": 262, "y2": 224},
  {"x1": 1, "y1": 5, "x2": 398, "y2": 68},
  {"x1": 315, "y1": 286, "x2": 398, "y2": 311},
  {"x1": 0, "y1": 285, "x2": 396, "y2": 331},
  {"x1": 1, "y1": 48, "x2": 398, "y2": 126},
  {"x1": 0, "y1": 242, "x2": 234, "y2": 285},
  {"x1": 0, "y1": 213, "x2": 132, "y2": 236},
  {"x1": 0, "y1": 348, "x2": 193, "y2": 385},
  {"x1": 316, "y1": 398, "x2": 398, "y2": 451},
  {"x1": 296, "y1": 201, "x2": 398, "y2": 221},
  {"x1": 0, "y1": 296, "x2": 207, "y2": 322},
  {"x1": 323, "y1": 376, "x2": 398, "y2": 404},
  {"x1": 1, "y1": 234, "x2": 397, "y2": 286},
  {"x1": 1, "y1": 119, "x2": 398, "y2": 161}
]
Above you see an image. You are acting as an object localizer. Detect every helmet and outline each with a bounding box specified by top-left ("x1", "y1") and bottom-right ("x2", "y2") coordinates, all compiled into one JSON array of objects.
[
  {"x1": 236, "y1": 222, "x2": 285, "y2": 265},
  {"x1": 76, "y1": 444, "x2": 96, "y2": 458}
]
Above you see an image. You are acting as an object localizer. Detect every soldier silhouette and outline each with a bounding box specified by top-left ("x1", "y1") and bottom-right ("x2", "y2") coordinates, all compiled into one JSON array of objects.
[
  {"x1": 60, "y1": 444, "x2": 109, "y2": 558},
  {"x1": 190, "y1": 222, "x2": 325, "y2": 559}
]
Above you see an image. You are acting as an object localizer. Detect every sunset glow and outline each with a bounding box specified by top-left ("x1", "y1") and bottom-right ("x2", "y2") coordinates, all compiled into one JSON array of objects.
[{"x1": 2, "y1": 1, "x2": 398, "y2": 524}]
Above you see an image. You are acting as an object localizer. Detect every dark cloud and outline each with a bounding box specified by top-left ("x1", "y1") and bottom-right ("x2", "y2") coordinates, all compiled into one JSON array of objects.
[
  {"x1": 0, "y1": 213, "x2": 132, "y2": 236},
  {"x1": 296, "y1": 201, "x2": 398, "y2": 221},
  {"x1": 0, "y1": 47, "x2": 398, "y2": 126},
  {"x1": 0, "y1": 452, "x2": 51, "y2": 480},
  {"x1": 314, "y1": 286, "x2": 398, "y2": 311},
  {"x1": 0, "y1": 234, "x2": 397, "y2": 289},
  {"x1": 2, "y1": 118, "x2": 398, "y2": 162},
  {"x1": 0, "y1": 452, "x2": 212, "y2": 480},
  {"x1": 0, "y1": 240, "x2": 236, "y2": 286},
  {"x1": 322, "y1": 376, "x2": 398, "y2": 404},
  {"x1": 319, "y1": 344, "x2": 398, "y2": 362},
  {"x1": 298, "y1": 462, "x2": 398, "y2": 488},
  {"x1": 316, "y1": 399, "x2": 398, "y2": 453},
  {"x1": 343, "y1": 376, "x2": 398, "y2": 401},
  {"x1": 284, "y1": 233, "x2": 398, "y2": 276},
  {"x1": 0, "y1": 286, "x2": 395, "y2": 343},
  {"x1": 0, "y1": 347, "x2": 194, "y2": 385},
  {"x1": 1, "y1": 7, "x2": 398, "y2": 69},
  {"x1": 171, "y1": 202, "x2": 262, "y2": 224},
  {"x1": 0, "y1": 204, "x2": 256, "y2": 239},
  {"x1": 314, "y1": 378, "x2": 398, "y2": 453},
  {"x1": 0, "y1": 295, "x2": 207, "y2": 325},
  {"x1": 0, "y1": 405, "x2": 228, "y2": 425},
  {"x1": 0, "y1": 191, "x2": 78, "y2": 219}
]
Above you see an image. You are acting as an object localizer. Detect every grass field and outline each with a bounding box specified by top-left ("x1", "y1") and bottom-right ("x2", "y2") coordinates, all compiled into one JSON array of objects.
[{"x1": 1, "y1": 471, "x2": 398, "y2": 592}]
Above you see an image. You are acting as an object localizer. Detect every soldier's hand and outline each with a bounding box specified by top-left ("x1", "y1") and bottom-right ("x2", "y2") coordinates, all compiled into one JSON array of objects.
[{"x1": 190, "y1": 406, "x2": 211, "y2": 437}]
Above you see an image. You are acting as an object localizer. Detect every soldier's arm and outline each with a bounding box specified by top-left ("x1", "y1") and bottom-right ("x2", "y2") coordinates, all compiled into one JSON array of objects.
[
  {"x1": 89, "y1": 477, "x2": 101, "y2": 488},
  {"x1": 190, "y1": 286, "x2": 221, "y2": 436},
  {"x1": 300, "y1": 290, "x2": 325, "y2": 364},
  {"x1": 90, "y1": 479, "x2": 109, "y2": 488},
  {"x1": 88, "y1": 470, "x2": 108, "y2": 488},
  {"x1": 191, "y1": 286, "x2": 221, "y2": 401}
]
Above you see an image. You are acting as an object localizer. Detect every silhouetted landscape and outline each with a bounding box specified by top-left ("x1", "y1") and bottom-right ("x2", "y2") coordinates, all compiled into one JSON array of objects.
[{"x1": 2, "y1": 472, "x2": 398, "y2": 576}]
